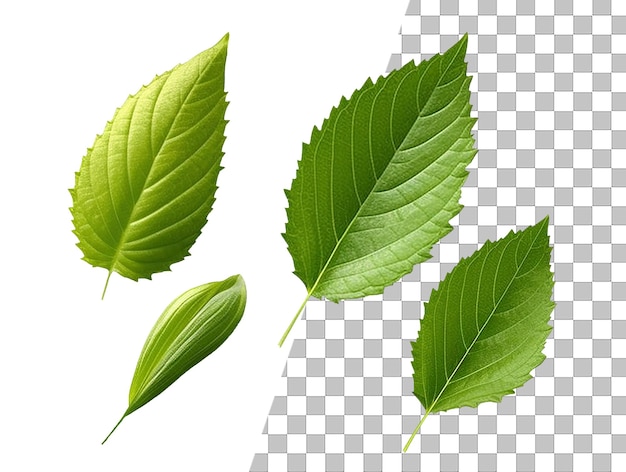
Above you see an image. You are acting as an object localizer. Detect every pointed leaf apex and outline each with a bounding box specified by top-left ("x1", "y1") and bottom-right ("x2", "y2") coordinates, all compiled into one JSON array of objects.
[{"x1": 538, "y1": 214, "x2": 551, "y2": 228}]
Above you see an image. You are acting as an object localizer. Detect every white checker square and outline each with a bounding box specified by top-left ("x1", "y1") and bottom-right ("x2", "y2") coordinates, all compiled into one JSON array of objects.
[
  {"x1": 325, "y1": 434, "x2": 344, "y2": 453},
  {"x1": 593, "y1": 282, "x2": 612, "y2": 301},
  {"x1": 306, "y1": 415, "x2": 325, "y2": 434},
  {"x1": 287, "y1": 395, "x2": 306, "y2": 412},
  {"x1": 516, "y1": 130, "x2": 536, "y2": 149},
  {"x1": 363, "y1": 320, "x2": 383, "y2": 340},
  {"x1": 287, "y1": 358, "x2": 306, "y2": 375},
  {"x1": 496, "y1": 415, "x2": 517, "y2": 434},
  {"x1": 305, "y1": 454, "x2": 325, "y2": 470},
  {"x1": 344, "y1": 454, "x2": 363, "y2": 470},
  {"x1": 496, "y1": 34, "x2": 516, "y2": 54},
  {"x1": 477, "y1": 16, "x2": 498, "y2": 35},
  {"x1": 592, "y1": 244, "x2": 612, "y2": 263},
  {"x1": 305, "y1": 339, "x2": 325, "y2": 357},
  {"x1": 440, "y1": 434, "x2": 460, "y2": 453},
  {"x1": 362, "y1": 433, "x2": 383, "y2": 453},
  {"x1": 535, "y1": 35, "x2": 555, "y2": 54},
  {"x1": 267, "y1": 415, "x2": 287, "y2": 433},
  {"x1": 498, "y1": 110, "x2": 517, "y2": 129},
  {"x1": 344, "y1": 300, "x2": 364, "y2": 320},
  {"x1": 573, "y1": 263, "x2": 593, "y2": 282},
  {"x1": 517, "y1": 434, "x2": 535, "y2": 452},
  {"x1": 439, "y1": 16, "x2": 457, "y2": 33},
  {"x1": 344, "y1": 338, "x2": 364, "y2": 357},
  {"x1": 593, "y1": 434, "x2": 612, "y2": 453},
  {"x1": 554, "y1": 15, "x2": 574, "y2": 35},
  {"x1": 612, "y1": 415, "x2": 626, "y2": 434},
  {"x1": 536, "y1": 111, "x2": 556, "y2": 130},
  {"x1": 593, "y1": 91, "x2": 612, "y2": 111},
  {"x1": 478, "y1": 434, "x2": 498, "y2": 451},
  {"x1": 572, "y1": 1, "x2": 592, "y2": 15},
  {"x1": 516, "y1": 16, "x2": 536, "y2": 34},
  {"x1": 325, "y1": 358, "x2": 344, "y2": 377},
  {"x1": 497, "y1": 454, "x2": 517, "y2": 471},
  {"x1": 289, "y1": 434, "x2": 306, "y2": 453},
  {"x1": 267, "y1": 455, "x2": 287, "y2": 471},
  {"x1": 420, "y1": 454, "x2": 440, "y2": 471},
  {"x1": 573, "y1": 455, "x2": 593, "y2": 472},
  {"x1": 573, "y1": 415, "x2": 592, "y2": 434},
  {"x1": 536, "y1": 416, "x2": 555, "y2": 434},
  {"x1": 419, "y1": 1, "x2": 439, "y2": 15},
  {"x1": 381, "y1": 414, "x2": 402, "y2": 433},
  {"x1": 572, "y1": 34, "x2": 593, "y2": 53},
  {"x1": 420, "y1": 35, "x2": 440, "y2": 54},
  {"x1": 554, "y1": 434, "x2": 574, "y2": 454},
  {"x1": 554, "y1": 396, "x2": 574, "y2": 416},
  {"x1": 305, "y1": 377, "x2": 326, "y2": 396},
  {"x1": 344, "y1": 377, "x2": 363, "y2": 396},
  {"x1": 592, "y1": 358, "x2": 612, "y2": 376},
  {"x1": 344, "y1": 415, "x2": 363, "y2": 434}
]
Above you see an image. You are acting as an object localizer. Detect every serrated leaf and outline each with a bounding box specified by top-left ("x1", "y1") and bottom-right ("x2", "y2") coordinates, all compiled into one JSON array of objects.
[
  {"x1": 70, "y1": 34, "x2": 229, "y2": 296},
  {"x1": 280, "y1": 35, "x2": 477, "y2": 346},
  {"x1": 404, "y1": 217, "x2": 554, "y2": 451},
  {"x1": 102, "y1": 274, "x2": 246, "y2": 444}
]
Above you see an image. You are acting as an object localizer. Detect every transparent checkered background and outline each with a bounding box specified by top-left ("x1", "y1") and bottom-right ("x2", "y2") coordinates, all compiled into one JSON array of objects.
[{"x1": 251, "y1": 1, "x2": 625, "y2": 470}]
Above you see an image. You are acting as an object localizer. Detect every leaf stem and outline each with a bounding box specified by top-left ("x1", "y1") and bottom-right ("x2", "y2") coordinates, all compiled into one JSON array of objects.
[
  {"x1": 102, "y1": 270, "x2": 113, "y2": 300},
  {"x1": 102, "y1": 414, "x2": 126, "y2": 445},
  {"x1": 403, "y1": 408, "x2": 432, "y2": 452},
  {"x1": 278, "y1": 290, "x2": 312, "y2": 347}
]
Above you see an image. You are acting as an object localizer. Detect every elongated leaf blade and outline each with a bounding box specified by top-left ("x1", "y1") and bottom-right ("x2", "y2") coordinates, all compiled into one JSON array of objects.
[
  {"x1": 280, "y1": 35, "x2": 476, "y2": 345},
  {"x1": 406, "y1": 217, "x2": 554, "y2": 448},
  {"x1": 103, "y1": 274, "x2": 246, "y2": 443},
  {"x1": 71, "y1": 34, "x2": 229, "y2": 287}
]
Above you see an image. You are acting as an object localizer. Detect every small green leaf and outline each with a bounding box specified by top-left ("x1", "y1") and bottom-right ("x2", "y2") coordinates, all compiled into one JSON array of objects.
[
  {"x1": 280, "y1": 34, "x2": 477, "y2": 346},
  {"x1": 70, "y1": 34, "x2": 229, "y2": 297},
  {"x1": 404, "y1": 217, "x2": 554, "y2": 451},
  {"x1": 102, "y1": 274, "x2": 246, "y2": 444}
]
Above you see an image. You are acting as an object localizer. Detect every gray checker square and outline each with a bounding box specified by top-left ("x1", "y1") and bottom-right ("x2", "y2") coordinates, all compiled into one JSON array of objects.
[{"x1": 252, "y1": 1, "x2": 625, "y2": 470}]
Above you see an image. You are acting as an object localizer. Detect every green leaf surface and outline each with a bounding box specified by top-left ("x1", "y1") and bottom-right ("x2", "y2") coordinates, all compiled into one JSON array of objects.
[
  {"x1": 70, "y1": 34, "x2": 229, "y2": 296},
  {"x1": 280, "y1": 35, "x2": 477, "y2": 345},
  {"x1": 404, "y1": 217, "x2": 554, "y2": 451},
  {"x1": 103, "y1": 274, "x2": 246, "y2": 444}
]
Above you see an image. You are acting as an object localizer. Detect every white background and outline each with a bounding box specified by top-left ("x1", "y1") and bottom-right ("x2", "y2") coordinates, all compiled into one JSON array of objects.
[{"x1": 0, "y1": 1, "x2": 406, "y2": 470}]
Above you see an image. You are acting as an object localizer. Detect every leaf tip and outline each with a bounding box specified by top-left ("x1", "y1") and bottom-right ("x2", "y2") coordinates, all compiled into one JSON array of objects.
[
  {"x1": 538, "y1": 214, "x2": 551, "y2": 230},
  {"x1": 458, "y1": 32, "x2": 469, "y2": 53}
]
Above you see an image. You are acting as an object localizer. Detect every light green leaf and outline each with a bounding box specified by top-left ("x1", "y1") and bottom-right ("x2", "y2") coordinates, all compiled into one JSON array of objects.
[
  {"x1": 280, "y1": 35, "x2": 477, "y2": 346},
  {"x1": 103, "y1": 274, "x2": 246, "y2": 444},
  {"x1": 70, "y1": 34, "x2": 229, "y2": 297},
  {"x1": 404, "y1": 217, "x2": 554, "y2": 451}
]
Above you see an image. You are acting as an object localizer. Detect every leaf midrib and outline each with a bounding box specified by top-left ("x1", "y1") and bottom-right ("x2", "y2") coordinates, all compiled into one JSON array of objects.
[
  {"x1": 424, "y1": 225, "x2": 545, "y2": 411},
  {"x1": 307, "y1": 51, "x2": 465, "y2": 296}
]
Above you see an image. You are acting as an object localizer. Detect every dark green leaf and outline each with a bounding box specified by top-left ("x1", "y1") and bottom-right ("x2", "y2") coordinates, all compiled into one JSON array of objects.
[
  {"x1": 404, "y1": 217, "x2": 554, "y2": 451},
  {"x1": 280, "y1": 35, "x2": 477, "y2": 345}
]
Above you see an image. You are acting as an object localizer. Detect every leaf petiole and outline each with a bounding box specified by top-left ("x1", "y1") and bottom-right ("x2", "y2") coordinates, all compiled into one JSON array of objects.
[
  {"x1": 101, "y1": 270, "x2": 113, "y2": 300},
  {"x1": 278, "y1": 290, "x2": 312, "y2": 347},
  {"x1": 102, "y1": 413, "x2": 126, "y2": 445},
  {"x1": 403, "y1": 408, "x2": 432, "y2": 452}
]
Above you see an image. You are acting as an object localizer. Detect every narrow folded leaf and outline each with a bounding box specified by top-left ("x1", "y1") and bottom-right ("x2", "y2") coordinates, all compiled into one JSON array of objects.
[
  {"x1": 70, "y1": 34, "x2": 229, "y2": 296},
  {"x1": 404, "y1": 217, "x2": 554, "y2": 451},
  {"x1": 280, "y1": 34, "x2": 477, "y2": 345},
  {"x1": 102, "y1": 274, "x2": 246, "y2": 444}
]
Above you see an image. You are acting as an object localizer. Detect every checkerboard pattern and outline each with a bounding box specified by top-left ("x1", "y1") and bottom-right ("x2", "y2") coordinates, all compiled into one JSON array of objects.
[{"x1": 251, "y1": 1, "x2": 625, "y2": 470}]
